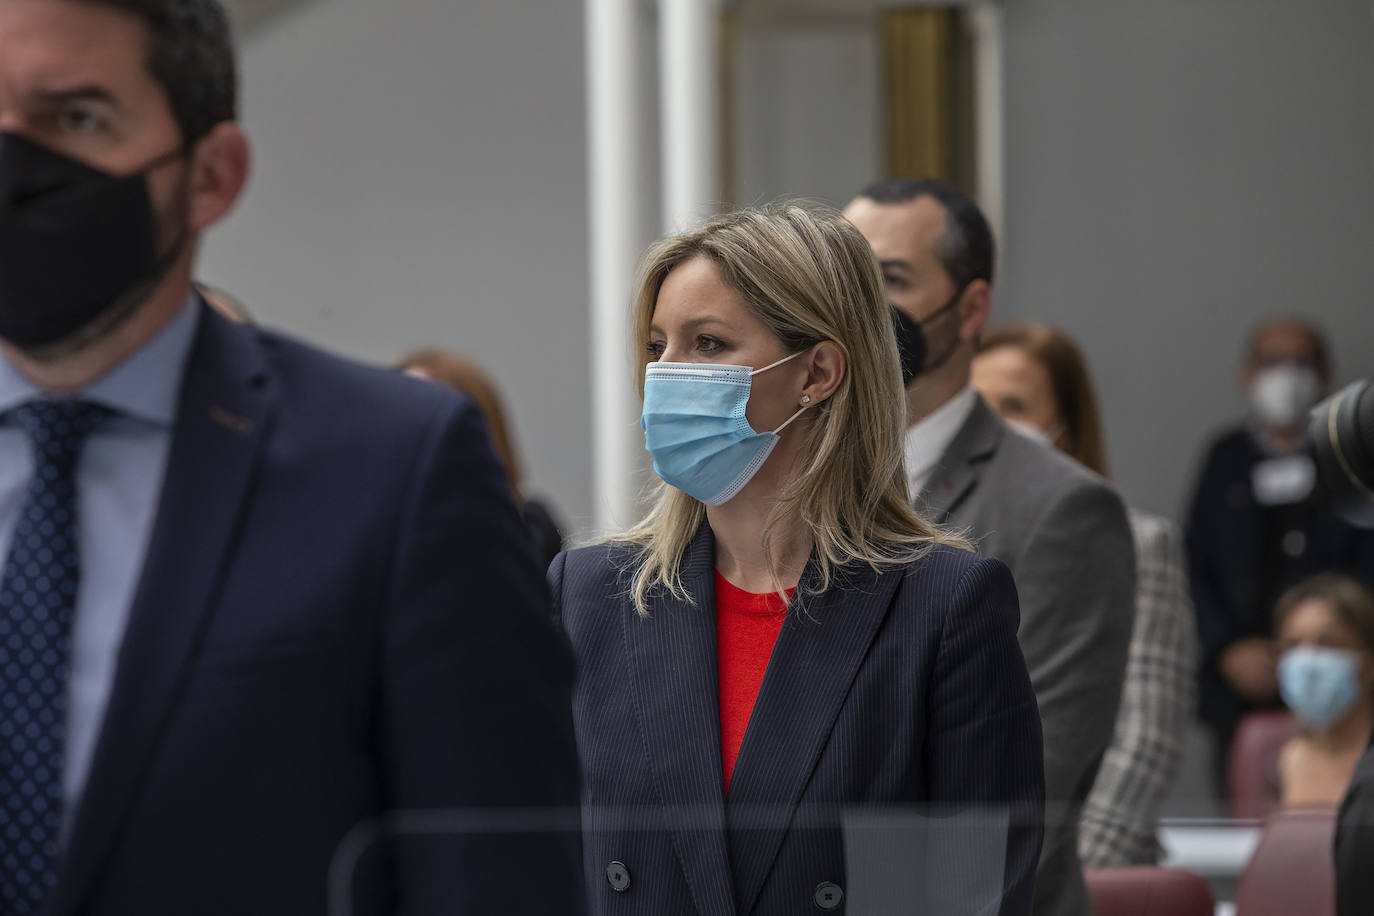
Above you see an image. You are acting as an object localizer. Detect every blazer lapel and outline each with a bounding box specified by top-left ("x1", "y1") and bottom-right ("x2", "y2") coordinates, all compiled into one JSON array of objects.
[
  {"x1": 622, "y1": 525, "x2": 737, "y2": 916},
  {"x1": 724, "y1": 559, "x2": 902, "y2": 916},
  {"x1": 53, "y1": 304, "x2": 275, "y2": 915},
  {"x1": 918, "y1": 395, "x2": 1003, "y2": 524}
]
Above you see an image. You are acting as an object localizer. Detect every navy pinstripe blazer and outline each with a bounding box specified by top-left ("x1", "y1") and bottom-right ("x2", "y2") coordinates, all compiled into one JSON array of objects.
[{"x1": 550, "y1": 526, "x2": 1045, "y2": 915}]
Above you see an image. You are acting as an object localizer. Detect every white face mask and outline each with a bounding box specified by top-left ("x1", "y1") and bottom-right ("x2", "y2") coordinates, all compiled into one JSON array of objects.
[
  {"x1": 1005, "y1": 418, "x2": 1064, "y2": 450},
  {"x1": 1250, "y1": 365, "x2": 1322, "y2": 429}
]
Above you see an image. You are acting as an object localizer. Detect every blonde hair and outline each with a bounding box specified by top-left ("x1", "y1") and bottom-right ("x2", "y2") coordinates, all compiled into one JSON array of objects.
[{"x1": 614, "y1": 202, "x2": 967, "y2": 614}]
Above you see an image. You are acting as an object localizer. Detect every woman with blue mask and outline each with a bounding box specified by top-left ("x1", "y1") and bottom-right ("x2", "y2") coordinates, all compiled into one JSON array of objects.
[
  {"x1": 550, "y1": 204, "x2": 1045, "y2": 915},
  {"x1": 1274, "y1": 574, "x2": 1374, "y2": 809}
]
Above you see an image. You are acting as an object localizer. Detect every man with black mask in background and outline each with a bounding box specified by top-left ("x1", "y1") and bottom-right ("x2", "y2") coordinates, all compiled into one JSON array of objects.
[
  {"x1": 845, "y1": 178, "x2": 1136, "y2": 916},
  {"x1": 0, "y1": 1, "x2": 581, "y2": 913}
]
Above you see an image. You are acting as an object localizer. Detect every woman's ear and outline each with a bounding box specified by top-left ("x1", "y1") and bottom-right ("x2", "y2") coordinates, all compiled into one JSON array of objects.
[{"x1": 800, "y1": 341, "x2": 846, "y2": 407}]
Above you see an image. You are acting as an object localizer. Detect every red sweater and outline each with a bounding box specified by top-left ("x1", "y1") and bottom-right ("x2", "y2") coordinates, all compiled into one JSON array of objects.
[{"x1": 715, "y1": 571, "x2": 791, "y2": 794}]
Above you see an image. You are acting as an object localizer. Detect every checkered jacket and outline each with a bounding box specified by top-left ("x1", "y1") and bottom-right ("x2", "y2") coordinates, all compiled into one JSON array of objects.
[{"x1": 1080, "y1": 510, "x2": 1199, "y2": 866}]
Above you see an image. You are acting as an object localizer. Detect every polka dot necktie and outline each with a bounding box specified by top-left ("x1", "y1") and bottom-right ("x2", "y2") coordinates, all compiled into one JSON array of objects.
[{"x1": 0, "y1": 399, "x2": 110, "y2": 915}]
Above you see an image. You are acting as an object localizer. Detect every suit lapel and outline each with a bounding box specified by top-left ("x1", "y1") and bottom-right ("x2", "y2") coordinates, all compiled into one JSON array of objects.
[
  {"x1": 918, "y1": 396, "x2": 1003, "y2": 524},
  {"x1": 724, "y1": 559, "x2": 901, "y2": 916},
  {"x1": 53, "y1": 304, "x2": 275, "y2": 915},
  {"x1": 622, "y1": 526, "x2": 737, "y2": 916}
]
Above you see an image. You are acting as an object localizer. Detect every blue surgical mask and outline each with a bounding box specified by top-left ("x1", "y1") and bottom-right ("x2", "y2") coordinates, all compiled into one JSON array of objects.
[
  {"x1": 1278, "y1": 646, "x2": 1364, "y2": 728},
  {"x1": 641, "y1": 350, "x2": 809, "y2": 506}
]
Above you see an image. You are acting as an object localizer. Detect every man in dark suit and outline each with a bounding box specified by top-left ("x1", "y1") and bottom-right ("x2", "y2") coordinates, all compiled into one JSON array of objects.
[
  {"x1": 0, "y1": 1, "x2": 581, "y2": 914},
  {"x1": 845, "y1": 179, "x2": 1136, "y2": 916}
]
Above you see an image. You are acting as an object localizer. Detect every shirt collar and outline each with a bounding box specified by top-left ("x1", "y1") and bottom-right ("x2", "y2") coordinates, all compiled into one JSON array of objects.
[
  {"x1": 904, "y1": 385, "x2": 979, "y2": 491},
  {"x1": 0, "y1": 293, "x2": 201, "y2": 426}
]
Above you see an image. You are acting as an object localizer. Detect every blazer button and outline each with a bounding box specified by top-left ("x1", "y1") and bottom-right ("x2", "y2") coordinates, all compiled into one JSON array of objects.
[
  {"x1": 814, "y1": 881, "x2": 844, "y2": 911},
  {"x1": 606, "y1": 861, "x2": 632, "y2": 893}
]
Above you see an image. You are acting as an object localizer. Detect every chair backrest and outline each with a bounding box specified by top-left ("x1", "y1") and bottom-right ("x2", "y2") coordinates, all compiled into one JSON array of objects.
[
  {"x1": 1234, "y1": 808, "x2": 1336, "y2": 916},
  {"x1": 1229, "y1": 710, "x2": 1297, "y2": 820},
  {"x1": 1084, "y1": 867, "x2": 1215, "y2": 916}
]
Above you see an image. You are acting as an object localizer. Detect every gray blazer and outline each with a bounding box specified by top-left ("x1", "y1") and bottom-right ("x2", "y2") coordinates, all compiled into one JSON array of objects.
[{"x1": 919, "y1": 397, "x2": 1136, "y2": 916}]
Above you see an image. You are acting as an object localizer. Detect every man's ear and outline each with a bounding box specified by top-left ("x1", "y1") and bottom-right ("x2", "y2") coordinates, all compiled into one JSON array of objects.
[
  {"x1": 186, "y1": 122, "x2": 251, "y2": 232},
  {"x1": 800, "y1": 341, "x2": 847, "y2": 407},
  {"x1": 958, "y1": 279, "x2": 991, "y2": 343}
]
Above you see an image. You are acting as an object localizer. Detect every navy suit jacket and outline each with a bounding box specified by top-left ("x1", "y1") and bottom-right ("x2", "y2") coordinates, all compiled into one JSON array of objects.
[
  {"x1": 551, "y1": 527, "x2": 1044, "y2": 916},
  {"x1": 49, "y1": 303, "x2": 583, "y2": 915}
]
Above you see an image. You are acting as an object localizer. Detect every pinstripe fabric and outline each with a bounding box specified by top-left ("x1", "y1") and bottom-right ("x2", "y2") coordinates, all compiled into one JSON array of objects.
[
  {"x1": 551, "y1": 526, "x2": 1045, "y2": 915},
  {"x1": 1079, "y1": 511, "x2": 1198, "y2": 867}
]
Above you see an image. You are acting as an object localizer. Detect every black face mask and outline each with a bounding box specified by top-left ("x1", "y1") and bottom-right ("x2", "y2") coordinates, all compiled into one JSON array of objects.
[
  {"x1": 890, "y1": 283, "x2": 967, "y2": 386},
  {"x1": 0, "y1": 132, "x2": 186, "y2": 348}
]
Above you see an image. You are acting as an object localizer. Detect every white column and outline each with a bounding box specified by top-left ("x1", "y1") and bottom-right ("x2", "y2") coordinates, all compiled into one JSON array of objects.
[
  {"x1": 659, "y1": 0, "x2": 721, "y2": 232},
  {"x1": 969, "y1": 3, "x2": 1006, "y2": 247},
  {"x1": 586, "y1": 0, "x2": 649, "y2": 534}
]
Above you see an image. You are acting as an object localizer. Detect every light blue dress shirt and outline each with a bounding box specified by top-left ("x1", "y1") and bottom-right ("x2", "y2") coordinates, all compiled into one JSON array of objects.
[{"x1": 0, "y1": 297, "x2": 199, "y2": 832}]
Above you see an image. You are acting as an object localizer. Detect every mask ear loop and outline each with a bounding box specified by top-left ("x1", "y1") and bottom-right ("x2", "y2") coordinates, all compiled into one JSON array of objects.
[
  {"x1": 749, "y1": 348, "x2": 808, "y2": 376},
  {"x1": 139, "y1": 140, "x2": 199, "y2": 274},
  {"x1": 771, "y1": 403, "x2": 809, "y2": 435},
  {"x1": 751, "y1": 348, "x2": 813, "y2": 434}
]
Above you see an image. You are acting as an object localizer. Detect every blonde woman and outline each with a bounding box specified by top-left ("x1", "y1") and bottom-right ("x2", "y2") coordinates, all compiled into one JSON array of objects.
[{"x1": 550, "y1": 205, "x2": 1044, "y2": 915}]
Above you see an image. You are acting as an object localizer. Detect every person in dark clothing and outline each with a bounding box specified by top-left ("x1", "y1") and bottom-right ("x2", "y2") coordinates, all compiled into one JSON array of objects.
[
  {"x1": 399, "y1": 350, "x2": 567, "y2": 570},
  {"x1": 1186, "y1": 319, "x2": 1374, "y2": 788},
  {"x1": 1336, "y1": 733, "x2": 1374, "y2": 913}
]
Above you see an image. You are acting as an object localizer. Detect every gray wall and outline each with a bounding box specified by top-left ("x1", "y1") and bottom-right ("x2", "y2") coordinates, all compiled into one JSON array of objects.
[
  {"x1": 731, "y1": 15, "x2": 883, "y2": 208},
  {"x1": 202, "y1": 0, "x2": 1374, "y2": 537},
  {"x1": 199, "y1": 0, "x2": 596, "y2": 531},
  {"x1": 999, "y1": 0, "x2": 1374, "y2": 519}
]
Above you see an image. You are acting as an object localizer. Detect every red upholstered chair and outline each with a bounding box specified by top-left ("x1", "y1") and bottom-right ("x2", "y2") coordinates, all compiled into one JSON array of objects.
[
  {"x1": 1229, "y1": 710, "x2": 1297, "y2": 820},
  {"x1": 1234, "y1": 808, "x2": 1336, "y2": 916},
  {"x1": 1084, "y1": 867, "x2": 1214, "y2": 916}
]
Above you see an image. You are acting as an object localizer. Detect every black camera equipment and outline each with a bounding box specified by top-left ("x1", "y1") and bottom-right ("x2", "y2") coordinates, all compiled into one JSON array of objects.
[{"x1": 1310, "y1": 378, "x2": 1374, "y2": 528}]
